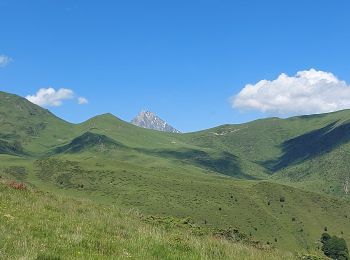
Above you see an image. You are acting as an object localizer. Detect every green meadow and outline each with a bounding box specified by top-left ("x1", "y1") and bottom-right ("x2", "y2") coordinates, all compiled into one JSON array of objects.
[
  {"x1": 1, "y1": 90, "x2": 350, "y2": 259},
  {"x1": 0, "y1": 180, "x2": 301, "y2": 260}
]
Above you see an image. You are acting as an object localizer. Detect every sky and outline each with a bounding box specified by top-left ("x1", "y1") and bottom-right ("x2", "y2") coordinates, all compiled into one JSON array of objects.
[{"x1": 1, "y1": 0, "x2": 350, "y2": 132}]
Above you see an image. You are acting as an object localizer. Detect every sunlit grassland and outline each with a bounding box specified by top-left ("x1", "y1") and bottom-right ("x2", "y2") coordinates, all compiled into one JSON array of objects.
[{"x1": 0, "y1": 182, "x2": 299, "y2": 260}]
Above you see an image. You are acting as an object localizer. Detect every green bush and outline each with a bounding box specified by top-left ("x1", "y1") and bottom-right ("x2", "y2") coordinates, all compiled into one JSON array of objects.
[
  {"x1": 320, "y1": 233, "x2": 349, "y2": 260},
  {"x1": 321, "y1": 232, "x2": 331, "y2": 243}
]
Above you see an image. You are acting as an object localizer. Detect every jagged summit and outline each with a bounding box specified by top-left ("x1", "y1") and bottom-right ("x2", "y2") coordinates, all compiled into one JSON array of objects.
[{"x1": 131, "y1": 111, "x2": 181, "y2": 133}]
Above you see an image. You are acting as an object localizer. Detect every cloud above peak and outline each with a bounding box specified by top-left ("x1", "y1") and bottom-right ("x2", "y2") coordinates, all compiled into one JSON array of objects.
[
  {"x1": 232, "y1": 69, "x2": 350, "y2": 116},
  {"x1": 0, "y1": 55, "x2": 12, "y2": 67},
  {"x1": 26, "y1": 87, "x2": 88, "y2": 107},
  {"x1": 26, "y1": 88, "x2": 74, "y2": 107}
]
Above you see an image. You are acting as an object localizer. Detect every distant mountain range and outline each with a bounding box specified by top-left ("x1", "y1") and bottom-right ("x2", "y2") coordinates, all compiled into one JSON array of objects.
[{"x1": 131, "y1": 110, "x2": 180, "y2": 133}]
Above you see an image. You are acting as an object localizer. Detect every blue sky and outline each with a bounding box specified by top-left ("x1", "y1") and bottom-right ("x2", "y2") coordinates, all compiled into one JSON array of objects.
[{"x1": 1, "y1": 0, "x2": 350, "y2": 132}]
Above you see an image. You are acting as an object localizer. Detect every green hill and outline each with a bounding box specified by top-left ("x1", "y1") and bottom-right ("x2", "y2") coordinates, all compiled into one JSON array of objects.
[
  {"x1": 1, "y1": 90, "x2": 350, "y2": 258},
  {"x1": 54, "y1": 132, "x2": 126, "y2": 154},
  {"x1": 181, "y1": 110, "x2": 350, "y2": 196}
]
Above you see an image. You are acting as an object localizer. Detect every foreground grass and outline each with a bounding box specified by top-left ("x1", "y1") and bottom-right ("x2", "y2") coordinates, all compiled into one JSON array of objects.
[
  {"x1": 0, "y1": 182, "x2": 298, "y2": 260},
  {"x1": 3, "y1": 155, "x2": 350, "y2": 252}
]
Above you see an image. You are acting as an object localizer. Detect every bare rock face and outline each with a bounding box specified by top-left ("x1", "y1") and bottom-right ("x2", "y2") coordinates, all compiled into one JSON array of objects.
[{"x1": 131, "y1": 111, "x2": 181, "y2": 133}]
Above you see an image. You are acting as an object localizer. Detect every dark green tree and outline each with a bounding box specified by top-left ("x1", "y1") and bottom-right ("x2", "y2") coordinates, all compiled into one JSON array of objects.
[
  {"x1": 321, "y1": 233, "x2": 331, "y2": 243},
  {"x1": 320, "y1": 233, "x2": 349, "y2": 260}
]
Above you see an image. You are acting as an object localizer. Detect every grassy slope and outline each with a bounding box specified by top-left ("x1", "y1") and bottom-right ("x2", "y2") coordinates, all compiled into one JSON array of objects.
[
  {"x1": 75, "y1": 114, "x2": 266, "y2": 179},
  {"x1": 1, "y1": 91, "x2": 350, "y2": 255},
  {"x1": 273, "y1": 141, "x2": 350, "y2": 196},
  {"x1": 182, "y1": 110, "x2": 350, "y2": 196},
  {"x1": 183, "y1": 111, "x2": 350, "y2": 164},
  {"x1": 0, "y1": 91, "x2": 265, "y2": 180},
  {"x1": 0, "y1": 181, "x2": 298, "y2": 260},
  {"x1": 0, "y1": 91, "x2": 76, "y2": 156},
  {"x1": 2, "y1": 154, "x2": 350, "y2": 253}
]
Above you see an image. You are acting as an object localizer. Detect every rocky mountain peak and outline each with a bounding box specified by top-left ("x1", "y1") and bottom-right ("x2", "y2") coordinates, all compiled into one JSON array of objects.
[{"x1": 131, "y1": 111, "x2": 181, "y2": 133}]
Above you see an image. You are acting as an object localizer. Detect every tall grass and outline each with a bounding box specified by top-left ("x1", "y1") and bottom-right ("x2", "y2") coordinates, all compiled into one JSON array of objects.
[{"x1": 0, "y1": 182, "x2": 297, "y2": 259}]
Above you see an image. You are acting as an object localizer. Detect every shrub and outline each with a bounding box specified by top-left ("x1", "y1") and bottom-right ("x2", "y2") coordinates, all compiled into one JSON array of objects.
[
  {"x1": 214, "y1": 228, "x2": 247, "y2": 242},
  {"x1": 321, "y1": 233, "x2": 331, "y2": 243},
  {"x1": 320, "y1": 233, "x2": 349, "y2": 260}
]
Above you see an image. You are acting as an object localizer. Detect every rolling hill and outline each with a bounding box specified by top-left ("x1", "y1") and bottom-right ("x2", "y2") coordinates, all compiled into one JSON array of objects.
[
  {"x1": 181, "y1": 110, "x2": 350, "y2": 196},
  {"x1": 1, "y1": 90, "x2": 350, "y2": 258}
]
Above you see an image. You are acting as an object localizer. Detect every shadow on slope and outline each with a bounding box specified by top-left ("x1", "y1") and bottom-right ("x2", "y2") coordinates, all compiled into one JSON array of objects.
[
  {"x1": 53, "y1": 132, "x2": 251, "y2": 179},
  {"x1": 54, "y1": 132, "x2": 126, "y2": 153},
  {"x1": 138, "y1": 148, "x2": 253, "y2": 179},
  {"x1": 266, "y1": 121, "x2": 350, "y2": 171},
  {"x1": 0, "y1": 139, "x2": 24, "y2": 156}
]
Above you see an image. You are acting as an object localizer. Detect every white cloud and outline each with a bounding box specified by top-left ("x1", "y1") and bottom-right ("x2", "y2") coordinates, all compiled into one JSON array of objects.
[
  {"x1": 78, "y1": 97, "x2": 88, "y2": 105},
  {"x1": 26, "y1": 87, "x2": 74, "y2": 107},
  {"x1": 232, "y1": 69, "x2": 350, "y2": 116},
  {"x1": 0, "y1": 55, "x2": 12, "y2": 67}
]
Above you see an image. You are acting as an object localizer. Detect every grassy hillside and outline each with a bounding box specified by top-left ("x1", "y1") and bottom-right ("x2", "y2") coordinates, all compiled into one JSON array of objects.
[
  {"x1": 1, "y1": 91, "x2": 350, "y2": 257},
  {"x1": 183, "y1": 110, "x2": 350, "y2": 165},
  {"x1": 182, "y1": 110, "x2": 350, "y2": 196},
  {"x1": 2, "y1": 154, "x2": 350, "y2": 253},
  {"x1": 0, "y1": 180, "x2": 300, "y2": 260},
  {"x1": 0, "y1": 91, "x2": 265, "y2": 180},
  {"x1": 0, "y1": 91, "x2": 76, "y2": 156}
]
